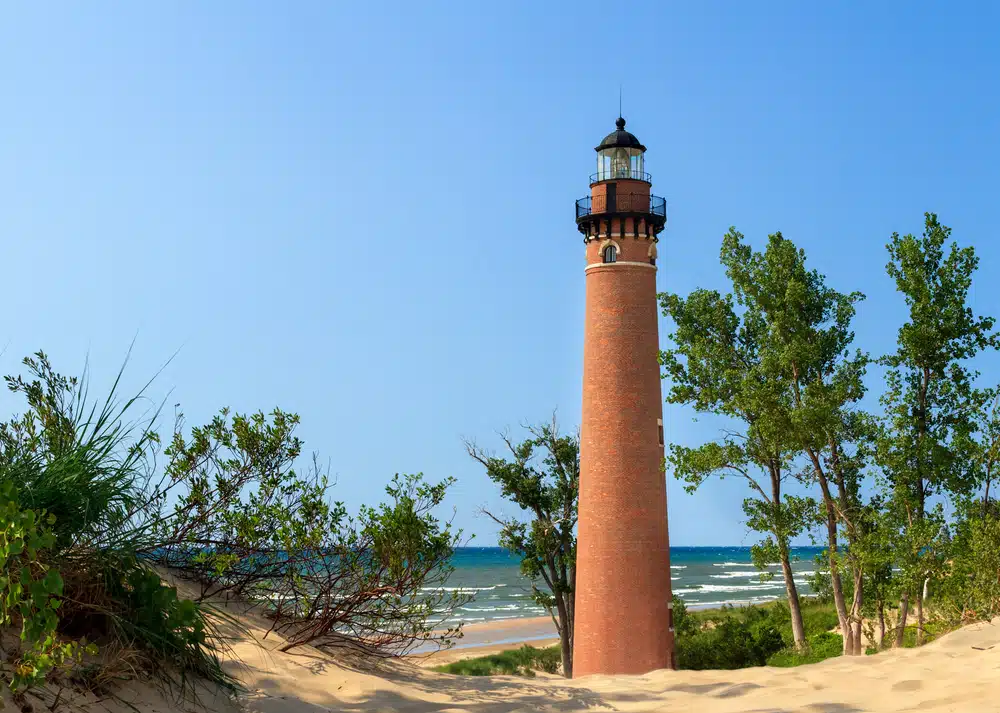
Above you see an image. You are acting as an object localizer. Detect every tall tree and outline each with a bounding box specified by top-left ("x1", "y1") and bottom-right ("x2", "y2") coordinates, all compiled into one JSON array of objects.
[
  {"x1": 717, "y1": 231, "x2": 870, "y2": 655},
  {"x1": 660, "y1": 234, "x2": 815, "y2": 650},
  {"x1": 876, "y1": 213, "x2": 997, "y2": 646},
  {"x1": 465, "y1": 418, "x2": 579, "y2": 677}
]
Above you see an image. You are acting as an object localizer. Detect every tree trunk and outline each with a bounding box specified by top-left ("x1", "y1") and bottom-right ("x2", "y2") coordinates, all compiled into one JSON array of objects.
[
  {"x1": 780, "y1": 554, "x2": 807, "y2": 650},
  {"x1": 893, "y1": 592, "x2": 910, "y2": 648},
  {"x1": 877, "y1": 601, "x2": 886, "y2": 649},
  {"x1": 849, "y1": 565, "x2": 864, "y2": 655},
  {"x1": 807, "y1": 450, "x2": 854, "y2": 655},
  {"x1": 554, "y1": 593, "x2": 573, "y2": 678},
  {"x1": 916, "y1": 578, "x2": 928, "y2": 646},
  {"x1": 559, "y1": 626, "x2": 573, "y2": 678},
  {"x1": 829, "y1": 437, "x2": 865, "y2": 656}
]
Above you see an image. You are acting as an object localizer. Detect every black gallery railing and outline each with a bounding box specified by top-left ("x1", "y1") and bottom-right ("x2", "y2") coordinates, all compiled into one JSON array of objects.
[
  {"x1": 575, "y1": 194, "x2": 667, "y2": 220},
  {"x1": 590, "y1": 169, "x2": 653, "y2": 183}
]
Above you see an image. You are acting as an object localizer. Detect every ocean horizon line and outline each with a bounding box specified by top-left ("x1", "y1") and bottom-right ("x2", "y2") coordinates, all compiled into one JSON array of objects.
[{"x1": 453, "y1": 544, "x2": 826, "y2": 551}]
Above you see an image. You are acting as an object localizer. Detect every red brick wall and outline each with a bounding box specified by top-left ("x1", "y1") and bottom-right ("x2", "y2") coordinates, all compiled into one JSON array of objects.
[{"x1": 573, "y1": 245, "x2": 675, "y2": 676}]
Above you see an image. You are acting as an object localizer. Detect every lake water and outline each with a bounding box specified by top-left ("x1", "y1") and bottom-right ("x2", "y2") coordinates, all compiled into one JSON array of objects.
[{"x1": 432, "y1": 546, "x2": 824, "y2": 625}]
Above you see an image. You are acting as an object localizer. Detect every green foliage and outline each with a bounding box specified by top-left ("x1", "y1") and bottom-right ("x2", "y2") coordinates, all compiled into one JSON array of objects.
[
  {"x1": 667, "y1": 215, "x2": 1000, "y2": 662},
  {"x1": 670, "y1": 595, "x2": 698, "y2": 639},
  {"x1": 100, "y1": 562, "x2": 227, "y2": 684},
  {"x1": 0, "y1": 351, "x2": 233, "y2": 693},
  {"x1": 875, "y1": 214, "x2": 997, "y2": 594},
  {"x1": 936, "y1": 507, "x2": 1000, "y2": 625},
  {"x1": 968, "y1": 393, "x2": 1000, "y2": 514},
  {"x1": 673, "y1": 598, "x2": 842, "y2": 671},
  {"x1": 0, "y1": 482, "x2": 93, "y2": 692},
  {"x1": 433, "y1": 644, "x2": 561, "y2": 677},
  {"x1": 157, "y1": 406, "x2": 467, "y2": 656},
  {"x1": 0, "y1": 352, "x2": 158, "y2": 552},
  {"x1": 767, "y1": 632, "x2": 843, "y2": 667},
  {"x1": 661, "y1": 230, "x2": 839, "y2": 646},
  {"x1": 0, "y1": 349, "x2": 467, "y2": 696},
  {"x1": 678, "y1": 609, "x2": 785, "y2": 670}
]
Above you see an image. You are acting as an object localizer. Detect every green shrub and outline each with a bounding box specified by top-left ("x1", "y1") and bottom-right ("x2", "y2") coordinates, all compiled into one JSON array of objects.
[
  {"x1": 673, "y1": 598, "x2": 842, "y2": 670},
  {"x1": 936, "y1": 510, "x2": 1000, "y2": 626},
  {"x1": 676, "y1": 603, "x2": 786, "y2": 670},
  {"x1": 0, "y1": 482, "x2": 95, "y2": 691},
  {"x1": 767, "y1": 631, "x2": 843, "y2": 667}
]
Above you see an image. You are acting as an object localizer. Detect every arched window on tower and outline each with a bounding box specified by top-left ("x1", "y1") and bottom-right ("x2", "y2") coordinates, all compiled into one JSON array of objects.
[{"x1": 603, "y1": 245, "x2": 617, "y2": 263}]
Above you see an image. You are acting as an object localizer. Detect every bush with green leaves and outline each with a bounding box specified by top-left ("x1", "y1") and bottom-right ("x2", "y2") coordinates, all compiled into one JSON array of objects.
[
  {"x1": 936, "y1": 505, "x2": 1000, "y2": 626},
  {"x1": 0, "y1": 482, "x2": 94, "y2": 692},
  {"x1": 149, "y1": 407, "x2": 469, "y2": 656},
  {"x1": 674, "y1": 601, "x2": 786, "y2": 670}
]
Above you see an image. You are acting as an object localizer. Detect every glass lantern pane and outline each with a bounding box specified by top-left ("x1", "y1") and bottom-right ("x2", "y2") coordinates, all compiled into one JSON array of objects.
[{"x1": 612, "y1": 148, "x2": 629, "y2": 178}]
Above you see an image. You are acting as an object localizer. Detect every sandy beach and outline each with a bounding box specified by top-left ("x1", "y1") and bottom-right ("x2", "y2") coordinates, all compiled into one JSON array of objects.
[
  {"x1": 241, "y1": 613, "x2": 1000, "y2": 713},
  {"x1": 411, "y1": 616, "x2": 560, "y2": 666},
  {"x1": 229, "y1": 612, "x2": 1000, "y2": 713},
  {"x1": 37, "y1": 591, "x2": 994, "y2": 713}
]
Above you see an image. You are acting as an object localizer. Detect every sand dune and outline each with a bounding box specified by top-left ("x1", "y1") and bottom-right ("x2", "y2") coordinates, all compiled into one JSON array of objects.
[
  {"x1": 17, "y1": 600, "x2": 999, "y2": 712},
  {"x1": 221, "y1": 614, "x2": 999, "y2": 713}
]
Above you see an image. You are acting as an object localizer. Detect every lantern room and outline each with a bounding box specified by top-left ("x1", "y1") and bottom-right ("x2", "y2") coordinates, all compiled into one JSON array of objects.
[{"x1": 593, "y1": 117, "x2": 648, "y2": 183}]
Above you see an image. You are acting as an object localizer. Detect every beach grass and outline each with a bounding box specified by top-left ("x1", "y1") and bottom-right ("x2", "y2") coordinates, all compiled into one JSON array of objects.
[
  {"x1": 767, "y1": 631, "x2": 843, "y2": 666},
  {"x1": 433, "y1": 644, "x2": 561, "y2": 677}
]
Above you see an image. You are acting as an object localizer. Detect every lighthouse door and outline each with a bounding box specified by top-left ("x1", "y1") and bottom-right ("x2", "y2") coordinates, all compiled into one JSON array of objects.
[{"x1": 606, "y1": 183, "x2": 617, "y2": 213}]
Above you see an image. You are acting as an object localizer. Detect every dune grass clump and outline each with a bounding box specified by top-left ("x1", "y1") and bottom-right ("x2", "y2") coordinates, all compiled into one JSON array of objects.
[
  {"x1": 434, "y1": 644, "x2": 561, "y2": 677},
  {"x1": 767, "y1": 632, "x2": 843, "y2": 667},
  {"x1": 0, "y1": 352, "x2": 235, "y2": 694}
]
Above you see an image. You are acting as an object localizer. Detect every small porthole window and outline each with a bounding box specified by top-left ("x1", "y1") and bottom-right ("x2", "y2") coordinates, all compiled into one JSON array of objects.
[{"x1": 603, "y1": 245, "x2": 617, "y2": 263}]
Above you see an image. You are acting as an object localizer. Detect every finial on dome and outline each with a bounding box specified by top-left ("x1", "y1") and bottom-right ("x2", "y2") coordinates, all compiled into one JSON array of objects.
[{"x1": 616, "y1": 116, "x2": 626, "y2": 130}]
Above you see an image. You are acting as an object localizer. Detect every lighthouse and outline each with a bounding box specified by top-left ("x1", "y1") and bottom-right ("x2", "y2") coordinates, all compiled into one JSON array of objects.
[{"x1": 572, "y1": 117, "x2": 675, "y2": 677}]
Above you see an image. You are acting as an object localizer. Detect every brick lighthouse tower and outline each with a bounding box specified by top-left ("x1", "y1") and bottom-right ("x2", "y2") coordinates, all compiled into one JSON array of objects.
[{"x1": 572, "y1": 117, "x2": 675, "y2": 677}]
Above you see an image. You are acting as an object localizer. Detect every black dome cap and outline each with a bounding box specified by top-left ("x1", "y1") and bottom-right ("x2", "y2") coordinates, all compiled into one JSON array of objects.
[{"x1": 595, "y1": 117, "x2": 646, "y2": 152}]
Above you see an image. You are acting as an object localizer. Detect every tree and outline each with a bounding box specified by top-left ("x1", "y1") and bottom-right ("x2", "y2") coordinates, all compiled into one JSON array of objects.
[
  {"x1": 660, "y1": 234, "x2": 814, "y2": 650},
  {"x1": 465, "y1": 418, "x2": 578, "y2": 677},
  {"x1": 875, "y1": 213, "x2": 998, "y2": 646},
  {"x1": 716, "y1": 230, "x2": 870, "y2": 655}
]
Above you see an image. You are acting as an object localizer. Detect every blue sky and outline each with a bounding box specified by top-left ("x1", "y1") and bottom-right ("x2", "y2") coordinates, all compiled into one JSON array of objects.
[{"x1": 2, "y1": 2, "x2": 998, "y2": 546}]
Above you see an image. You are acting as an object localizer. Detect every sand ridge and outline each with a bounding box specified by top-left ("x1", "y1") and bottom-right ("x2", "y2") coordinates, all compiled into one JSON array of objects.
[
  {"x1": 14, "y1": 584, "x2": 998, "y2": 713},
  {"x1": 220, "y1": 613, "x2": 999, "y2": 713}
]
